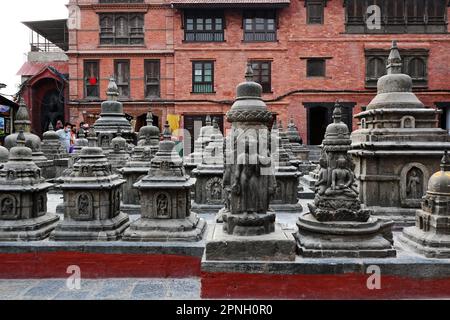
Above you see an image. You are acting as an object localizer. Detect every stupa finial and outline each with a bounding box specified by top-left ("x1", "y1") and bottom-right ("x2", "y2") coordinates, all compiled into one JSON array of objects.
[
  {"x1": 17, "y1": 130, "x2": 26, "y2": 146},
  {"x1": 48, "y1": 122, "x2": 54, "y2": 131},
  {"x1": 205, "y1": 115, "x2": 212, "y2": 126},
  {"x1": 387, "y1": 40, "x2": 402, "y2": 75},
  {"x1": 146, "y1": 109, "x2": 153, "y2": 125},
  {"x1": 441, "y1": 150, "x2": 450, "y2": 171},
  {"x1": 106, "y1": 76, "x2": 120, "y2": 101},
  {"x1": 212, "y1": 117, "x2": 219, "y2": 129},
  {"x1": 162, "y1": 121, "x2": 172, "y2": 140},
  {"x1": 333, "y1": 101, "x2": 343, "y2": 123},
  {"x1": 78, "y1": 127, "x2": 85, "y2": 138},
  {"x1": 245, "y1": 63, "x2": 254, "y2": 82}
]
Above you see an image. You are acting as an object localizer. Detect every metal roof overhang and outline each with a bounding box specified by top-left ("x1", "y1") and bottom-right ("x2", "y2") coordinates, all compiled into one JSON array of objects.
[
  {"x1": 22, "y1": 19, "x2": 69, "y2": 51},
  {"x1": 171, "y1": 0, "x2": 290, "y2": 9}
]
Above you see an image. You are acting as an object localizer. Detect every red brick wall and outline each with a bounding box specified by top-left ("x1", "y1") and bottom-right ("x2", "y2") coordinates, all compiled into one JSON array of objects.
[{"x1": 67, "y1": 0, "x2": 450, "y2": 143}]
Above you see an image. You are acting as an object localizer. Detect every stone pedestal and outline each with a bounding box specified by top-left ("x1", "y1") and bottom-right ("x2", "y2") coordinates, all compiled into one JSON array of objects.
[
  {"x1": 123, "y1": 123, "x2": 206, "y2": 242},
  {"x1": 350, "y1": 41, "x2": 450, "y2": 228},
  {"x1": 0, "y1": 132, "x2": 59, "y2": 241},
  {"x1": 399, "y1": 151, "x2": 450, "y2": 258},
  {"x1": 51, "y1": 147, "x2": 130, "y2": 241}
]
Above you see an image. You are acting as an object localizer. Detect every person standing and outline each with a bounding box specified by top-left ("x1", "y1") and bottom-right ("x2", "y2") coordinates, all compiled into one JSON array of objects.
[{"x1": 56, "y1": 122, "x2": 72, "y2": 153}]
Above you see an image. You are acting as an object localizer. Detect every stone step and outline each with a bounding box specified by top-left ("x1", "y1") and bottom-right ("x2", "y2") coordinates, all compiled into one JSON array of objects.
[
  {"x1": 300, "y1": 175, "x2": 317, "y2": 188},
  {"x1": 298, "y1": 186, "x2": 315, "y2": 200}
]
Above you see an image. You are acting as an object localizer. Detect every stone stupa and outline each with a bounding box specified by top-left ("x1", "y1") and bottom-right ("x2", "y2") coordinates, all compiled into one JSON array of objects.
[
  {"x1": 184, "y1": 115, "x2": 215, "y2": 175},
  {"x1": 107, "y1": 129, "x2": 130, "y2": 172},
  {"x1": 123, "y1": 122, "x2": 206, "y2": 242},
  {"x1": 205, "y1": 65, "x2": 296, "y2": 261},
  {"x1": 351, "y1": 41, "x2": 450, "y2": 228},
  {"x1": 399, "y1": 151, "x2": 450, "y2": 258},
  {"x1": 0, "y1": 131, "x2": 59, "y2": 240},
  {"x1": 94, "y1": 77, "x2": 134, "y2": 147},
  {"x1": 0, "y1": 146, "x2": 9, "y2": 169},
  {"x1": 41, "y1": 123, "x2": 70, "y2": 179},
  {"x1": 137, "y1": 110, "x2": 160, "y2": 154},
  {"x1": 295, "y1": 103, "x2": 396, "y2": 258},
  {"x1": 51, "y1": 146, "x2": 130, "y2": 241}
]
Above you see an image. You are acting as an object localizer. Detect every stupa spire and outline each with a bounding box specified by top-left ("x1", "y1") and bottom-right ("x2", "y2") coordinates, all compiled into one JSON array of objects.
[
  {"x1": 162, "y1": 121, "x2": 172, "y2": 140},
  {"x1": 442, "y1": 150, "x2": 450, "y2": 171},
  {"x1": 387, "y1": 40, "x2": 402, "y2": 75},
  {"x1": 16, "y1": 130, "x2": 26, "y2": 147},
  {"x1": 106, "y1": 76, "x2": 120, "y2": 101},
  {"x1": 245, "y1": 63, "x2": 254, "y2": 82},
  {"x1": 333, "y1": 102, "x2": 343, "y2": 123}
]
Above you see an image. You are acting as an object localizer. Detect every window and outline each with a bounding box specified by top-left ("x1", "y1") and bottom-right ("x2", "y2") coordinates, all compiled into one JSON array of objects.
[
  {"x1": 84, "y1": 61, "x2": 100, "y2": 99},
  {"x1": 184, "y1": 11, "x2": 224, "y2": 42},
  {"x1": 306, "y1": 59, "x2": 326, "y2": 77},
  {"x1": 250, "y1": 61, "x2": 272, "y2": 93},
  {"x1": 243, "y1": 11, "x2": 277, "y2": 42},
  {"x1": 99, "y1": 13, "x2": 144, "y2": 45},
  {"x1": 114, "y1": 60, "x2": 130, "y2": 98},
  {"x1": 365, "y1": 49, "x2": 429, "y2": 88},
  {"x1": 145, "y1": 60, "x2": 160, "y2": 98},
  {"x1": 306, "y1": 0, "x2": 326, "y2": 24},
  {"x1": 345, "y1": 0, "x2": 448, "y2": 34},
  {"x1": 192, "y1": 61, "x2": 214, "y2": 94},
  {"x1": 99, "y1": 0, "x2": 144, "y2": 3}
]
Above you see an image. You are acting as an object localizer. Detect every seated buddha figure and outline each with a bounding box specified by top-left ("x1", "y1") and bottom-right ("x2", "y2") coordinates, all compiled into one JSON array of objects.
[{"x1": 325, "y1": 156, "x2": 358, "y2": 198}]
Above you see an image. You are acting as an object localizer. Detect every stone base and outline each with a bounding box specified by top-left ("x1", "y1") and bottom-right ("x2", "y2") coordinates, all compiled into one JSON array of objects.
[
  {"x1": 399, "y1": 227, "x2": 450, "y2": 259},
  {"x1": 36, "y1": 160, "x2": 56, "y2": 180},
  {"x1": 120, "y1": 204, "x2": 141, "y2": 215},
  {"x1": 123, "y1": 213, "x2": 206, "y2": 242},
  {"x1": 370, "y1": 206, "x2": 417, "y2": 230},
  {"x1": 191, "y1": 202, "x2": 225, "y2": 215},
  {"x1": 298, "y1": 186, "x2": 315, "y2": 199},
  {"x1": 270, "y1": 202, "x2": 303, "y2": 214},
  {"x1": 205, "y1": 223, "x2": 296, "y2": 261},
  {"x1": 295, "y1": 213, "x2": 396, "y2": 258},
  {"x1": 0, "y1": 214, "x2": 60, "y2": 241},
  {"x1": 56, "y1": 203, "x2": 64, "y2": 215},
  {"x1": 50, "y1": 212, "x2": 130, "y2": 241}
]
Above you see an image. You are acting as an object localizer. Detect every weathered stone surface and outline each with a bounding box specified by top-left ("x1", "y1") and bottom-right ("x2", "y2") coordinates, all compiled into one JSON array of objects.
[
  {"x1": 184, "y1": 115, "x2": 216, "y2": 173},
  {"x1": 107, "y1": 129, "x2": 130, "y2": 173},
  {"x1": 350, "y1": 41, "x2": 450, "y2": 227},
  {"x1": 123, "y1": 123, "x2": 206, "y2": 242},
  {"x1": 295, "y1": 103, "x2": 396, "y2": 258},
  {"x1": 51, "y1": 147, "x2": 129, "y2": 241},
  {"x1": 205, "y1": 223, "x2": 296, "y2": 261},
  {"x1": 399, "y1": 151, "x2": 450, "y2": 258},
  {"x1": 0, "y1": 131, "x2": 59, "y2": 241}
]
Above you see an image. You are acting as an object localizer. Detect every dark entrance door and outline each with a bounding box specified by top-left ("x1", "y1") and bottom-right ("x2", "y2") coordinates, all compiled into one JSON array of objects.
[
  {"x1": 41, "y1": 89, "x2": 65, "y2": 133},
  {"x1": 183, "y1": 114, "x2": 224, "y2": 155},
  {"x1": 304, "y1": 102, "x2": 355, "y2": 145}
]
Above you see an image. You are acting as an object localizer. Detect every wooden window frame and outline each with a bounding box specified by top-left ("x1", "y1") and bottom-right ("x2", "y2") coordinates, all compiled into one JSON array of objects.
[
  {"x1": 243, "y1": 10, "x2": 277, "y2": 42},
  {"x1": 144, "y1": 59, "x2": 161, "y2": 99},
  {"x1": 184, "y1": 10, "x2": 225, "y2": 42},
  {"x1": 114, "y1": 59, "x2": 131, "y2": 99},
  {"x1": 305, "y1": 0, "x2": 327, "y2": 25},
  {"x1": 84, "y1": 60, "x2": 100, "y2": 99},
  {"x1": 306, "y1": 58, "x2": 326, "y2": 77},
  {"x1": 99, "y1": 13, "x2": 144, "y2": 46},
  {"x1": 192, "y1": 61, "x2": 215, "y2": 94},
  {"x1": 249, "y1": 60, "x2": 272, "y2": 93}
]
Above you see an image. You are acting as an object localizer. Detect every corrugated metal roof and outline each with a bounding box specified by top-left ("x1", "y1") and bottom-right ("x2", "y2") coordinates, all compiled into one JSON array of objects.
[{"x1": 171, "y1": 0, "x2": 290, "y2": 8}]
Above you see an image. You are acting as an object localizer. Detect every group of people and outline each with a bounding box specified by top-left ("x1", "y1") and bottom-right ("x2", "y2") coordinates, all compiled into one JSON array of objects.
[{"x1": 54, "y1": 120, "x2": 90, "y2": 154}]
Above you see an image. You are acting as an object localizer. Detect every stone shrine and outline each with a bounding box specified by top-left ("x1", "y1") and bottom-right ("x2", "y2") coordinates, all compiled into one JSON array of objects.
[
  {"x1": 0, "y1": 131, "x2": 59, "y2": 241},
  {"x1": 50, "y1": 146, "x2": 130, "y2": 241},
  {"x1": 192, "y1": 118, "x2": 225, "y2": 214},
  {"x1": 286, "y1": 117, "x2": 309, "y2": 162},
  {"x1": 184, "y1": 115, "x2": 215, "y2": 175},
  {"x1": 295, "y1": 103, "x2": 396, "y2": 258},
  {"x1": 351, "y1": 41, "x2": 450, "y2": 228},
  {"x1": 205, "y1": 65, "x2": 296, "y2": 261},
  {"x1": 137, "y1": 110, "x2": 160, "y2": 154},
  {"x1": 269, "y1": 121, "x2": 302, "y2": 214},
  {"x1": 4, "y1": 98, "x2": 53, "y2": 179},
  {"x1": 41, "y1": 123, "x2": 70, "y2": 179},
  {"x1": 119, "y1": 144, "x2": 152, "y2": 215},
  {"x1": 0, "y1": 146, "x2": 9, "y2": 169},
  {"x1": 123, "y1": 122, "x2": 206, "y2": 242},
  {"x1": 399, "y1": 151, "x2": 450, "y2": 258},
  {"x1": 94, "y1": 77, "x2": 134, "y2": 147},
  {"x1": 107, "y1": 129, "x2": 130, "y2": 173}
]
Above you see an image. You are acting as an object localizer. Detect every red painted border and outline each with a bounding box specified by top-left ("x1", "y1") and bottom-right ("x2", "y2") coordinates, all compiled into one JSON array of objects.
[
  {"x1": 0, "y1": 252, "x2": 201, "y2": 279},
  {"x1": 201, "y1": 272, "x2": 450, "y2": 299}
]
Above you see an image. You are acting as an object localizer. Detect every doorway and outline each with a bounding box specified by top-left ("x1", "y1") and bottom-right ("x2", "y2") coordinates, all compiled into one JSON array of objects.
[{"x1": 40, "y1": 89, "x2": 65, "y2": 133}]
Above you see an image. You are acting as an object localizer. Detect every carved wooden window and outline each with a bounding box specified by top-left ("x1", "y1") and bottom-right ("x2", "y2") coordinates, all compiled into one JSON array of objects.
[
  {"x1": 99, "y1": 13, "x2": 144, "y2": 45},
  {"x1": 192, "y1": 61, "x2": 214, "y2": 94},
  {"x1": 243, "y1": 10, "x2": 277, "y2": 42},
  {"x1": 306, "y1": 0, "x2": 326, "y2": 24},
  {"x1": 184, "y1": 11, "x2": 224, "y2": 42},
  {"x1": 250, "y1": 61, "x2": 272, "y2": 93},
  {"x1": 84, "y1": 60, "x2": 100, "y2": 99},
  {"x1": 99, "y1": 0, "x2": 144, "y2": 3},
  {"x1": 145, "y1": 60, "x2": 160, "y2": 98},
  {"x1": 114, "y1": 60, "x2": 130, "y2": 98},
  {"x1": 345, "y1": 0, "x2": 448, "y2": 34},
  {"x1": 306, "y1": 58, "x2": 326, "y2": 77},
  {"x1": 365, "y1": 49, "x2": 429, "y2": 88}
]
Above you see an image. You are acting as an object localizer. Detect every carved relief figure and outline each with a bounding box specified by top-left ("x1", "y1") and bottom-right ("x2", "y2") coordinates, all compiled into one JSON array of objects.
[
  {"x1": 156, "y1": 194, "x2": 169, "y2": 218},
  {"x1": 315, "y1": 157, "x2": 329, "y2": 196},
  {"x1": 78, "y1": 194, "x2": 91, "y2": 216},
  {"x1": 0, "y1": 197, "x2": 14, "y2": 217},
  {"x1": 325, "y1": 156, "x2": 358, "y2": 198},
  {"x1": 38, "y1": 195, "x2": 45, "y2": 213},
  {"x1": 211, "y1": 182, "x2": 222, "y2": 201},
  {"x1": 406, "y1": 168, "x2": 423, "y2": 199}
]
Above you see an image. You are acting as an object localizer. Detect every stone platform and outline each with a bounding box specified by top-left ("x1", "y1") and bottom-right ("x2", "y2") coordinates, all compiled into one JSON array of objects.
[{"x1": 371, "y1": 206, "x2": 416, "y2": 230}]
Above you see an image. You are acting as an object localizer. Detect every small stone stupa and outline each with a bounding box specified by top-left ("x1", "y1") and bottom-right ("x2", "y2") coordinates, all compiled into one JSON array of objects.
[
  {"x1": 51, "y1": 146, "x2": 130, "y2": 241},
  {"x1": 0, "y1": 131, "x2": 59, "y2": 240},
  {"x1": 137, "y1": 110, "x2": 160, "y2": 154},
  {"x1": 41, "y1": 123, "x2": 67, "y2": 161},
  {"x1": 72, "y1": 128, "x2": 89, "y2": 156},
  {"x1": 205, "y1": 65, "x2": 296, "y2": 261},
  {"x1": 399, "y1": 151, "x2": 450, "y2": 258},
  {"x1": 286, "y1": 117, "x2": 309, "y2": 162},
  {"x1": 184, "y1": 115, "x2": 215, "y2": 175},
  {"x1": 295, "y1": 103, "x2": 396, "y2": 258},
  {"x1": 269, "y1": 121, "x2": 302, "y2": 213},
  {"x1": 94, "y1": 77, "x2": 134, "y2": 147},
  {"x1": 192, "y1": 118, "x2": 225, "y2": 214},
  {"x1": 4, "y1": 98, "x2": 53, "y2": 178},
  {"x1": 0, "y1": 146, "x2": 9, "y2": 169},
  {"x1": 107, "y1": 129, "x2": 130, "y2": 172},
  {"x1": 123, "y1": 122, "x2": 206, "y2": 242},
  {"x1": 351, "y1": 41, "x2": 450, "y2": 228}
]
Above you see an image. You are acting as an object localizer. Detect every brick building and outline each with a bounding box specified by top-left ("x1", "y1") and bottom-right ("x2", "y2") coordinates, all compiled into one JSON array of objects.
[{"x1": 54, "y1": 0, "x2": 450, "y2": 149}]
